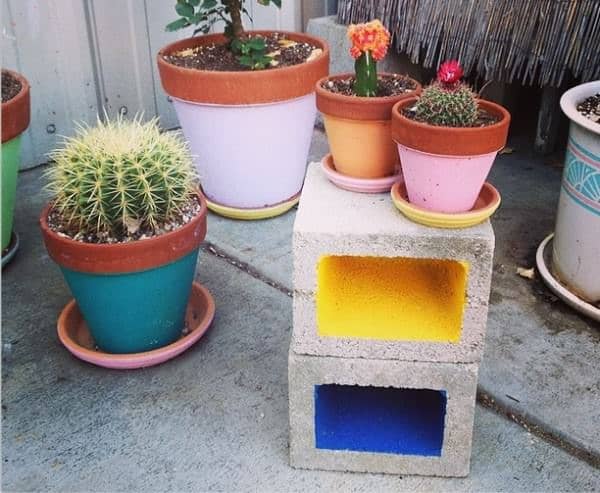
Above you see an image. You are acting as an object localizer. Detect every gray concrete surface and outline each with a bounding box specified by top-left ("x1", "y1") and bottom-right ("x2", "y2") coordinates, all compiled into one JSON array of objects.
[{"x1": 2, "y1": 129, "x2": 600, "y2": 491}]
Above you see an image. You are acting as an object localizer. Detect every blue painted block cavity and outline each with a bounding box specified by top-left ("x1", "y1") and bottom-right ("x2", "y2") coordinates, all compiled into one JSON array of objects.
[{"x1": 315, "y1": 384, "x2": 447, "y2": 456}]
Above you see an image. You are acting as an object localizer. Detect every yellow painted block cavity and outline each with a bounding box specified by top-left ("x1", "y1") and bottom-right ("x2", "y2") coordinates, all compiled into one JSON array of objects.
[{"x1": 316, "y1": 256, "x2": 468, "y2": 342}]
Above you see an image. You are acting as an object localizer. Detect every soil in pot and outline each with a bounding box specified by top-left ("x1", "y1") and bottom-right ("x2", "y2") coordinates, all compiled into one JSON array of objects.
[
  {"x1": 577, "y1": 93, "x2": 600, "y2": 124},
  {"x1": 163, "y1": 32, "x2": 320, "y2": 72},
  {"x1": 46, "y1": 195, "x2": 202, "y2": 244},
  {"x1": 321, "y1": 74, "x2": 417, "y2": 98},
  {"x1": 1, "y1": 70, "x2": 22, "y2": 103}
]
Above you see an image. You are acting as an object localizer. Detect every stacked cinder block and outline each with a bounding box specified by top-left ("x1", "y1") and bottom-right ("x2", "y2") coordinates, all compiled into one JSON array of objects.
[{"x1": 288, "y1": 164, "x2": 495, "y2": 477}]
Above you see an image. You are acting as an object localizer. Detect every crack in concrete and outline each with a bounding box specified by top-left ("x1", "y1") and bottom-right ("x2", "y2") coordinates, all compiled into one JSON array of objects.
[
  {"x1": 202, "y1": 240, "x2": 600, "y2": 470},
  {"x1": 200, "y1": 242, "x2": 292, "y2": 298},
  {"x1": 477, "y1": 391, "x2": 600, "y2": 470}
]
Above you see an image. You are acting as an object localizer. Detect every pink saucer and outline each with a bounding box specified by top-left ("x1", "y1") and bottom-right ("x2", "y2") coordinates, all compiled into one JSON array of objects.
[
  {"x1": 321, "y1": 154, "x2": 402, "y2": 193},
  {"x1": 57, "y1": 282, "x2": 215, "y2": 370}
]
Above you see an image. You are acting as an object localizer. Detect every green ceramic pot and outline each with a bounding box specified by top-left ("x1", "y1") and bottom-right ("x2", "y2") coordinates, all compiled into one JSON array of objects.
[
  {"x1": 1, "y1": 69, "x2": 30, "y2": 256},
  {"x1": 1, "y1": 136, "x2": 20, "y2": 250}
]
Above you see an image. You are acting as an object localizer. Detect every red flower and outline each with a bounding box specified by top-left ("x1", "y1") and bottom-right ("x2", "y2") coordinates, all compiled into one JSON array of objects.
[{"x1": 437, "y1": 60, "x2": 463, "y2": 84}]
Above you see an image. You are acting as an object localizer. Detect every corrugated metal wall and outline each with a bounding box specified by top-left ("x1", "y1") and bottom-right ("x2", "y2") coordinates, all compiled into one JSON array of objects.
[{"x1": 2, "y1": 0, "x2": 302, "y2": 169}]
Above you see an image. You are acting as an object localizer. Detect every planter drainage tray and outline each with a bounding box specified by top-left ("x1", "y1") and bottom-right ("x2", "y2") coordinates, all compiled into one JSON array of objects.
[
  {"x1": 391, "y1": 181, "x2": 500, "y2": 228},
  {"x1": 57, "y1": 281, "x2": 215, "y2": 369}
]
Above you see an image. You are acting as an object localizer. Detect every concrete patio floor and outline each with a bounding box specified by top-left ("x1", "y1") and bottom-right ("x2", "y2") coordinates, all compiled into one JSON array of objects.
[{"x1": 2, "y1": 128, "x2": 599, "y2": 491}]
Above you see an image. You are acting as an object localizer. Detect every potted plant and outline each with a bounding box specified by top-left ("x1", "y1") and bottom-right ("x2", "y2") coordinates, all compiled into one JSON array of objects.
[
  {"x1": 40, "y1": 116, "x2": 208, "y2": 355},
  {"x1": 545, "y1": 82, "x2": 599, "y2": 306},
  {"x1": 315, "y1": 20, "x2": 420, "y2": 186},
  {"x1": 2, "y1": 69, "x2": 30, "y2": 265},
  {"x1": 156, "y1": 0, "x2": 329, "y2": 219},
  {"x1": 391, "y1": 61, "x2": 510, "y2": 213}
]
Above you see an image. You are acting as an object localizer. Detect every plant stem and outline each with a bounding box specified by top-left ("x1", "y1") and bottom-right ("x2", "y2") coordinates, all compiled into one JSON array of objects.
[
  {"x1": 353, "y1": 51, "x2": 378, "y2": 97},
  {"x1": 225, "y1": 0, "x2": 244, "y2": 39}
]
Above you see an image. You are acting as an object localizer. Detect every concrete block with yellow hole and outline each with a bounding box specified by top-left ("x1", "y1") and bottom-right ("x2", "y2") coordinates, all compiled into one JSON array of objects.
[{"x1": 292, "y1": 163, "x2": 494, "y2": 363}]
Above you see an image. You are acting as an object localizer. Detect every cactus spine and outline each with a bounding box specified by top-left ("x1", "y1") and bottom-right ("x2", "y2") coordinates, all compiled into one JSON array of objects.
[{"x1": 47, "y1": 115, "x2": 198, "y2": 237}]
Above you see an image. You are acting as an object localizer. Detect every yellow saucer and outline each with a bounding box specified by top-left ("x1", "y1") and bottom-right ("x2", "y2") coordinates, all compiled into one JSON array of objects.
[
  {"x1": 391, "y1": 182, "x2": 501, "y2": 228},
  {"x1": 205, "y1": 193, "x2": 300, "y2": 220}
]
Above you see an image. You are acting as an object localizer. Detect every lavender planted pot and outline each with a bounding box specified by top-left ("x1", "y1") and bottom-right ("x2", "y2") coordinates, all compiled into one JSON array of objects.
[{"x1": 157, "y1": 31, "x2": 329, "y2": 218}]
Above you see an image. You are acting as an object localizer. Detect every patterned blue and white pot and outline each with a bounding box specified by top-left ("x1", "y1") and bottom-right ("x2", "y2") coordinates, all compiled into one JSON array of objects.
[{"x1": 554, "y1": 81, "x2": 600, "y2": 303}]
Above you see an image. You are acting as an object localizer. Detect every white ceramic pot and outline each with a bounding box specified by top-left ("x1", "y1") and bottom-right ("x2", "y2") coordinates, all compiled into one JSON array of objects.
[
  {"x1": 173, "y1": 94, "x2": 316, "y2": 209},
  {"x1": 553, "y1": 81, "x2": 600, "y2": 303}
]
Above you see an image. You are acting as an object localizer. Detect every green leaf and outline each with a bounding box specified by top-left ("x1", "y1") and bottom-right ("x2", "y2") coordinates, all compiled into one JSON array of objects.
[
  {"x1": 230, "y1": 38, "x2": 243, "y2": 54},
  {"x1": 175, "y1": 2, "x2": 195, "y2": 18},
  {"x1": 201, "y1": 0, "x2": 218, "y2": 8},
  {"x1": 191, "y1": 12, "x2": 208, "y2": 24},
  {"x1": 238, "y1": 55, "x2": 254, "y2": 67},
  {"x1": 188, "y1": 0, "x2": 200, "y2": 5},
  {"x1": 247, "y1": 37, "x2": 266, "y2": 51},
  {"x1": 165, "y1": 17, "x2": 190, "y2": 31},
  {"x1": 257, "y1": 0, "x2": 281, "y2": 6}
]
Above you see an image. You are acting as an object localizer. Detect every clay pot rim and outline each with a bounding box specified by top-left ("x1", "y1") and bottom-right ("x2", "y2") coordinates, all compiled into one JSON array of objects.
[
  {"x1": 157, "y1": 30, "x2": 330, "y2": 105},
  {"x1": 316, "y1": 73, "x2": 422, "y2": 121},
  {"x1": 391, "y1": 96, "x2": 511, "y2": 156},
  {"x1": 1, "y1": 69, "x2": 30, "y2": 143},
  {"x1": 39, "y1": 192, "x2": 208, "y2": 274}
]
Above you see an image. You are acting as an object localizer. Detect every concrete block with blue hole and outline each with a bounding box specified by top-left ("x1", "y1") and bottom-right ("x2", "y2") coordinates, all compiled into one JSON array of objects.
[
  {"x1": 292, "y1": 163, "x2": 495, "y2": 363},
  {"x1": 288, "y1": 349, "x2": 478, "y2": 477}
]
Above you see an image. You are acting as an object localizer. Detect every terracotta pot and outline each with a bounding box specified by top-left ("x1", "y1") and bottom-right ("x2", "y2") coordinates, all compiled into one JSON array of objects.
[
  {"x1": 157, "y1": 31, "x2": 329, "y2": 213},
  {"x1": 316, "y1": 74, "x2": 421, "y2": 179},
  {"x1": 2, "y1": 70, "x2": 30, "y2": 254},
  {"x1": 552, "y1": 81, "x2": 600, "y2": 303},
  {"x1": 391, "y1": 97, "x2": 510, "y2": 213},
  {"x1": 40, "y1": 195, "x2": 209, "y2": 354}
]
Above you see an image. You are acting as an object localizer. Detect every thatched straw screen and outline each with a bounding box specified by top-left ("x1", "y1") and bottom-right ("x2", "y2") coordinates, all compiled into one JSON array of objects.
[{"x1": 337, "y1": 0, "x2": 600, "y2": 86}]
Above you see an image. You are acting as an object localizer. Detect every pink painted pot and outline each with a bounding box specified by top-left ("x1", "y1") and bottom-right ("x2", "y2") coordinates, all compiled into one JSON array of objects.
[
  {"x1": 397, "y1": 145, "x2": 497, "y2": 212},
  {"x1": 391, "y1": 98, "x2": 510, "y2": 213}
]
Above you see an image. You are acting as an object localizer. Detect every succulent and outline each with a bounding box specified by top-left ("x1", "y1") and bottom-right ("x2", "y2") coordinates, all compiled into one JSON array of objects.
[
  {"x1": 46, "y1": 116, "x2": 198, "y2": 237},
  {"x1": 414, "y1": 60, "x2": 478, "y2": 127}
]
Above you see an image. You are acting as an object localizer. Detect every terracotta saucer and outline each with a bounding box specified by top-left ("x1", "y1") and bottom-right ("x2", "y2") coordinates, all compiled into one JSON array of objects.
[
  {"x1": 1, "y1": 232, "x2": 19, "y2": 268},
  {"x1": 57, "y1": 282, "x2": 215, "y2": 369},
  {"x1": 204, "y1": 192, "x2": 300, "y2": 220},
  {"x1": 391, "y1": 181, "x2": 501, "y2": 228},
  {"x1": 536, "y1": 233, "x2": 600, "y2": 322},
  {"x1": 321, "y1": 154, "x2": 402, "y2": 193}
]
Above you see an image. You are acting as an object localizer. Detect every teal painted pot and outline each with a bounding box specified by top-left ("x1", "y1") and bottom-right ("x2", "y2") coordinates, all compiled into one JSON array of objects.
[
  {"x1": 61, "y1": 250, "x2": 199, "y2": 353},
  {"x1": 1, "y1": 136, "x2": 21, "y2": 251},
  {"x1": 40, "y1": 195, "x2": 208, "y2": 354}
]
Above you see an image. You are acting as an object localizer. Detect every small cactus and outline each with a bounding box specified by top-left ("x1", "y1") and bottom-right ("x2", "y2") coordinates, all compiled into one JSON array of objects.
[
  {"x1": 347, "y1": 20, "x2": 391, "y2": 97},
  {"x1": 414, "y1": 60, "x2": 478, "y2": 127},
  {"x1": 46, "y1": 115, "x2": 198, "y2": 237}
]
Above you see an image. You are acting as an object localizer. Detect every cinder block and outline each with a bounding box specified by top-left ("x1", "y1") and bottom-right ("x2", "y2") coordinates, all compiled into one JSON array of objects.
[
  {"x1": 288, "y1": 349, "x2": 478, "y2": 477},
  {"x1": 292, "y1": 163, "x2": 495, "y2": 363}
]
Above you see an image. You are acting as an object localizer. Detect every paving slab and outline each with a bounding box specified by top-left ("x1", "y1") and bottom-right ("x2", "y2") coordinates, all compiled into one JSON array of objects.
[{"x1": 2, "y1": 172, "x2": 599, "y2": 491}]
